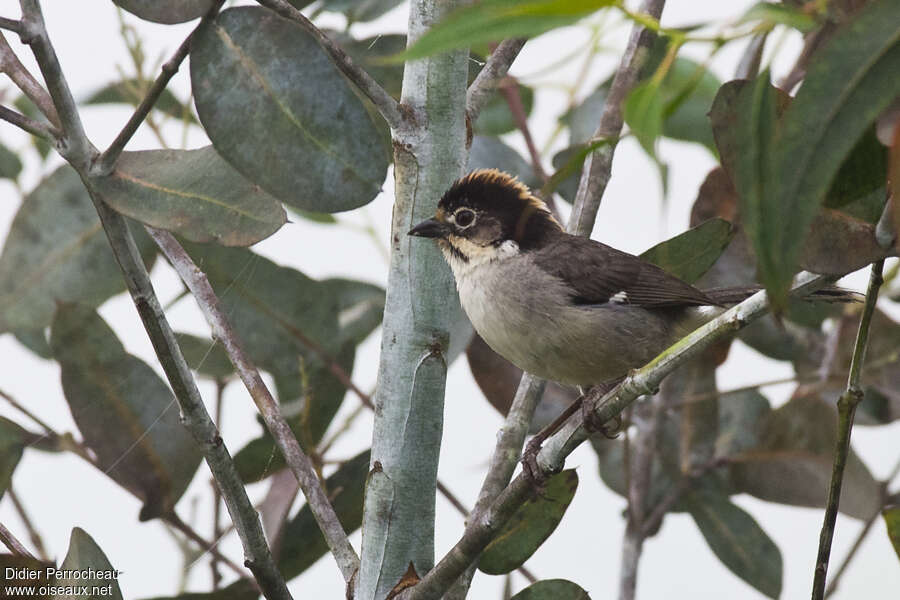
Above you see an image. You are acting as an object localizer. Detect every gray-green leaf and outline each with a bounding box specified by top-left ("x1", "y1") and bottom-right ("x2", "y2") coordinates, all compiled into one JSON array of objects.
[
  {"x1": 113, "y1": 0, "x2": 213, "y2": 24},
  {"x1": 510, "y1": 579, "x2": 591, "y2": 600},
  {"x1": 53, "y1": 528, "x2": 123, "y2": 600}
]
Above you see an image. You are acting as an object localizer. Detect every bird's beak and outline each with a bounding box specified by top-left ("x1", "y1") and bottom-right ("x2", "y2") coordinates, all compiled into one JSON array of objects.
[{"x1": 408, "y1": 217, "x2": 450, "y2": 239}]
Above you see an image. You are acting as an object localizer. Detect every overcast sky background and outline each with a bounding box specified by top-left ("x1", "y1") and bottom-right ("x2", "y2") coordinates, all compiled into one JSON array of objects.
[{"x1": 0, "y1": 1, "x2": 898, "y2": 599}]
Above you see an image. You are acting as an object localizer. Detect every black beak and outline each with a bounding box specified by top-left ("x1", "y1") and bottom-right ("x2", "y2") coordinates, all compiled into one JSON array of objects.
[{"x1": 408, "y1": 217, "x2": 450, "y2": 239}]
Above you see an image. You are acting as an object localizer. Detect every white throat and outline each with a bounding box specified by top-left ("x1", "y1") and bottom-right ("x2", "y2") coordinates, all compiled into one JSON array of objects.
[{"x1": 442, "y1": 238, "x2": 520, "y2": 280}]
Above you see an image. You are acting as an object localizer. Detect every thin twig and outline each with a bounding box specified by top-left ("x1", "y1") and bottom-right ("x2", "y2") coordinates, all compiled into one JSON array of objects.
[
  {"x1": 148, "y1": 226, "x2": 359, "y2": 583},
  {"x1": 403, "y1": 272, "x2": 832, "y2": 600},
  {"x1": 255, "y1": 0, "x2": 404, "y2": 130},
  {"x1": 466, "y1": 38, "x2": 527, "y2": 124},
  {"x1": 95, "y1": 0, "x2": 224, "y2": 174},
  {"x1": 211, "y1": 380, "x2": 226, "y2": 590},
  {"x1": 812, "y1": 260, "x2": 885, "y2": 600},
  {"x1": 0, "y1": 521, "x2": 35, "y2": 558},
  {"x1": 0, "y1": 17, "x2": 23, "y2": 34},
  {"x1": 0, "y1": 30, "x2": 60, "y2": 127},
  {"x1": 498, "y1": 77, "x2": 547, "y2": 182},
  {"x1": 568, "y1": 0, "x2": 666, "y2": 237},
  {"x1": 0, "y1": 103, "x2": 58, "y2": 140},
  {"x1": 7, "y1": 488, "x2": 49, "y2": 561}
]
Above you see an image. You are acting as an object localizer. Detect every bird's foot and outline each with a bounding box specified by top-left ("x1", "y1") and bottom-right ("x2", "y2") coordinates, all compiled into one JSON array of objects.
[
  {"x1": 581, "y1": 391, "x2": 623, "y2": 439},
  {"x1": 521, "y1": 436, "x2": 550, "y2": 492}
]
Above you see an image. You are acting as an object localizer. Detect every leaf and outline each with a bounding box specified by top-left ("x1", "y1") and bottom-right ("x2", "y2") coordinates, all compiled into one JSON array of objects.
[
  {"x1": 883, "y1": 506, "x2": 900, "y2": 561},
  {"x1": 329, "y1": 32, "x2": 407, "y2": 99},
  {"x1": 468, "y1": 136, "x2": 541, "y2": 190},
  {"x1": 321, "y1": 0, "x2": 405, "y2": 23},
  {"x1": 13, "y1": 95, "x2": 51, "y2": 160},
  {"x1": 399, "y1": 0, "x2": 616, "y2": 62},
  {"x1": 479, "y1": 470, "x2": 578, "y2": 574},
  {"x1": 729, "y1": 394, "x2": 882, "y2": 519},
  {"x1": 624, "y1": 79, "x2": 664, "y2": 157},
  {"x1": 562, "y1": 82, "x2": 609, "y2": 145},
  {"x1": 509, "y1": 579, "x2": 591, "y2": 600},
  {"x1": 113, "y1": 0, "x2": 214, "y2": 24},
  {"x1": 686, "y1": 488, "x2": 782, "y2": 599},
  {"x1": 83, "y1": 79, "x2": 197, "y2": 123},
  {"x1": 234, "y1": 434, "x2": 282, "y2": 483},
  {"x1": 0, "y1": 142, "x2": 23, "y2": 181},
  {"x1": 140, "y1": 580, "x2": 258, "y2": 600},
  {"x1": 279, "y1": 450, "x2": 369, "y2": 579},
  {"x1": 12, "y1": 327, "x2": 52, "y2": 359},
  {"x1": 660, "y1": 57, "x2": 721, "y2": 152},
  {"x1": 53, "y1": 528, "x2": 123, "y2": 600},
  {"x1": 93, "y1": 146, "x2": 286, "y2": 246},
  {"x1": 824, "y1": 127, "x2": 887, "y2": 218},
  {"x1": 0, "y1": 416, "x2": 28, "y2": 499},
  {"x1": 740, "y1": 2, "x2": 819, "y2": 32},
  {"x1": 321, "y1": 278, "x2": 386, "y2": 345},
  {"x1": 474, "y1": 84, "x2": 535, "y2": 136},
  {"x1": 799, "y1": 208, "x2": 890, "y2": 274},
  {"x1": 174, "y1": 333, "x2": 235, "y2": 380},
  {"x1": 191, "y1": 7, "x2": 391, "y2": 213},
  {"x1": 0, "y1": 166, "x2": 156, "y2": 333},
  {"x1": 0, "y1": 554, "x2": 54, "y2": 597},
  {"x1": 50, "y1": 305, "x2": 202, "y2": 520},
  {"x1": 715, "y1": 389, "x2": 772, "y2": 458},
  {"x1": 639, "y1": 218, "x2": 735, "y2": 284}
]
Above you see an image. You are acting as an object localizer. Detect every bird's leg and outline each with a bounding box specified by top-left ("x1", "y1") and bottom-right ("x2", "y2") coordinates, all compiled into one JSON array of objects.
[
  {"x1": 581, "y1": 378, "x2": 625, "y2": 438},
  {"x1": 521, "y1": 393, "x2": 584, "y2": 486}
]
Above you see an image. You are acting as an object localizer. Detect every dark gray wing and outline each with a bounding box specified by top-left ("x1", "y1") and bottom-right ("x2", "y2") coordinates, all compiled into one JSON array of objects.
[{"x1": 532, "y1": 236, "x2": 717, "y2": 308}]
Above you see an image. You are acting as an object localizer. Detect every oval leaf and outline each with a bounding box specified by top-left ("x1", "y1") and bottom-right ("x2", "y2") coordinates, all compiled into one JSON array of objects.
[
  {"x1": 113, "y1": 0, "x2": 213, "y2": 24},
  {"x1": 686, "y1": 489, "x2": 782, "y2": 599},
  {"x1": 479, "y1": 469, "x2": 578, "y2": 574},
  {"x1": 0, "y1": 166, "x2": 155, "y2": 333},
  {"x1": 639, "y1": 218, "x2": 735, "y2": 284},
  {"x1": 94, "y1": 147, "x2": 286, "y2": 246},
  {"x1": 191, "y1": 7, "x2": 390, "y2": 212},
  {"x1": 50, "y1": 305, "x2": 202, "y2": 520},
  {"x1": 53, "y1": 528, "x2": 123, "y2": 600},
  {"x1": 510, "y1": 579, "x2": 591, "y2": 600}
]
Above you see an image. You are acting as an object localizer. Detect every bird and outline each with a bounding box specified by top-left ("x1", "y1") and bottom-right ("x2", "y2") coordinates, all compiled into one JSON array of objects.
[{"x1": 407, "y1": 169, "x2": 854, "y2": 474}]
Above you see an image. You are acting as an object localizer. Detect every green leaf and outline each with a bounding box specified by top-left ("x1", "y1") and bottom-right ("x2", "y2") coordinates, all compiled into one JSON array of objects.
[
  {"x1": 13, "y1": 96, "x2": 51, "y2": 160},
  {"x1": 174, "y1": 333, "x2": 235, "y2": 380},
  {"x1": 191, "y1": 7, "x2": 390, "y2": 213},
  {"x1": 234, "y1": 434, "x2": 283, "y2": 483},
  {"x1": 321, "y1": 278, "x2": 386, "y2": 345},
  {"x1": 93, "y1": 146, "x2": 286, "y2": 246},
  {"x1": 0, "y1": 417, "x2": 28, "y2": 500},
  {"x1": 660, "y1": 57, "x2": 721, "y2": 152},
  {"x1": 140, "y1": 580, "x2": 257, "y2": 600},
  {"x1": 686, "y1": 488, "x2": 782, "y2": 599},
  {"x1": 113, "y1": 0, "x2": 214, "y2": 24},
  {"x1": 0, "y1": 554, "x2": 54, "y2": 596},
  {"x1": 824, "y1": 127, "x2": 887, "y2": 218},
  {"x1": 0, "y1": 166, "x2": 156, "y2": 333},
  {"x1": 53, "y1": 528, "x2": 123, "y2": 600},
  {"x1": 639, "y1": 218, "x2": 735, "y2": 284},
  {"x1": 474, "y1": 84, "x2": 535, "y2": 136},
  {"x1": 0, "y1": 142, "x2": 23, "y2": 181},
  {"x1": 291, "y1": 209, "x2": 338, "y2": 224},
  {"x1": 740, "y1": 2, "x2": 819, "y2": 32},
  {"x1": 50, "y1": 305, "x2": 202, "y2": 520},
  {"x1": 12, "y1": 327, "x2": 52, "y2": 359},
  {"x1": 479, "y1": 470, "x2": 578, "y2": 574},
  {"x1": 510, "y1": 579, "x2": 591, "y2": 600},
  {"x1": 279, "y1": 450, "x2": 369, "y2": 579},
  {"x1": 321, "y1": 0, "x2": 405, "y2": 23},
  {"x1": 399, "y1": 0, "x2": 616, "y2": 62},
  {"x1": 715, "y1": 389, "x2": 772, "y2": 458},
  {"x1": 729, "y1": 394, "x2": 882, "y2": 519},
  {"x1": 330, "y1": 33, "x2": 407, "y2": 99},
  {"x1": 883, "y1": 506, "x2": 900, "y2": 561},
  {"x1": 83, "y1": 78, "x2": 197, "y2": 123},
  {"x1": 468, "y1": 136, "x2": 541, "y2": 190},
  {"x1": 562, "y1": 82, "x2": 609, "y2": 145},
  {"x1": 624, "y1": 79, "x2": 664, "y2": 156}
]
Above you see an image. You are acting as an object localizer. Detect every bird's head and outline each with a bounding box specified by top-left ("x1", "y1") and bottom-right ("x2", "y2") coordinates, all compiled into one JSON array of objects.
[{"x1": 408, "y1": 169, "x2": 561, "y2": 268}]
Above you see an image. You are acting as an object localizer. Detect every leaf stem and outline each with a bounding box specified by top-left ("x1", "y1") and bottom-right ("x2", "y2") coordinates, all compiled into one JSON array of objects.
[
  {"x1": 95, "y1": 0, "x2": 224, "y2": 175},
  {"x1": 811, "y1": 259, "x2": 885, "y2": 600}
]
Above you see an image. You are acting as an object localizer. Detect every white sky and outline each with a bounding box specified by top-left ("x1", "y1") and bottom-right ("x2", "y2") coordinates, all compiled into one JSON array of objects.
[{"x1": 0, "y1": 1, "x2": 898, "y2": 599}]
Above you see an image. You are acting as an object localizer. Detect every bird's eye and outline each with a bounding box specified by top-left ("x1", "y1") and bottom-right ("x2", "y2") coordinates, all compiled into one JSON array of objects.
[{"x1": 454, "y1": 209, "x2": 475, "y2": 227}]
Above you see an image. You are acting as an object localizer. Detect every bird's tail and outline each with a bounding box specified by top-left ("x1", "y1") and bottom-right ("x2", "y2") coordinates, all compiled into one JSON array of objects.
[{"x1": 703, "y1": 285, "x2": 862, "y2": 306}]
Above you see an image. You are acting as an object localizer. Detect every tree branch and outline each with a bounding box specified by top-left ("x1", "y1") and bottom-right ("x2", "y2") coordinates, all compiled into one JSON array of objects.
[
  {"x1": 465, "y1": 38, "x2": 526, "y2": 124},
  {"x1": 0, "y1": 521, "x2": 35, "y2": 558},
  {"x1": 7, "y1": 488, "x2": 49, "y2": 561},
  {"x1": 0, "y1": 103, "x2": 58, "y2": 140},
  {"x1": 0, "y1": 16, "x2": 23, "y2": 34},
  {"x1": 148, "y1": 226, "x2": 360, "y2": 583},
  {"x1": 404, "y1": 272, "x2": 831, "y2": 600},
  {"x1": 0, "y1": 30, "x2": 60, "y2": 127},
  {"x1": 95, "y1": 0, "x2": 225, "y2": 175},
  {"x1": 255, "y1": 0, "x2": 405, "y2": 130},
  {"x1": 568, "y1": 0, "x2": 666, "y2": 236},
  {"x1": 811, "y1": 259, "x2": 885, "y2": 600}
]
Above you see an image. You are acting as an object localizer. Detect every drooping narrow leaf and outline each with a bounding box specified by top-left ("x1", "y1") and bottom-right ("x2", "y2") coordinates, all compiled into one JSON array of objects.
[
  {"x1": 50, "y1": 305, "x2": 202, "y2": 520},
  {"x1": 191, "y1": 7, "x2": 391, "y2": 212},
  {"x1": 53, "y1": 528, "x2": 123, "y2": 600},
  {"x1": 479, "y1": 470, "x2": 578, "y2": 574},
  {"x1": 624, "y1": 79, "x2": 664, "y2": 156},
  {"x1": 83, "y1": 78, "x2": 197, "y2": 123},
  {"x1": 113, "y1": 0, "x2": 213, "y2": 24},
  {"x1": 398, "y1": 0, "x2": 616, "y2": 61},
  {"x1": 883, "y1": 506, "x2": 900, "y2": 560},
  {"x1": 0, "y1": 417, "x2": 28, "y2": 499},
  {"x1": 93, "y1": 146, "x2": 286, "y2": 246},
  {"x1": 0, "y1": 166, "x2": 156, "y2": 333},
  {"x1": 639, "y1": 218, "x2": 735, "y2": 283},
  {"x1": 686, "y1": 489, "x2": 782, "y2": 599},
  {"x1": 510, "y1": 579, "x2": 591, "y2": 600}
]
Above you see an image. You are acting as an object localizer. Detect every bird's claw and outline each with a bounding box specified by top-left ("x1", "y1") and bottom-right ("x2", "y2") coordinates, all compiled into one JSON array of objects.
[
  {"x1": 582, "y1": 400, "x2": 622, "y2": 439},
  {"x1": 521, "y1": 437, "x2": 549, "y2": 493}
]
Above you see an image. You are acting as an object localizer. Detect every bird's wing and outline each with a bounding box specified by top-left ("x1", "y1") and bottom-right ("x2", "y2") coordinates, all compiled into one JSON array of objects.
[{"x1": 532, "y1": 236, "x2": 717, "y2": 308}]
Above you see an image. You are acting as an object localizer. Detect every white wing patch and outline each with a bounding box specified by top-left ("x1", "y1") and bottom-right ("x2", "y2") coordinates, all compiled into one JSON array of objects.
[{"x1": 610, "y1": 290, "x2": 629, "y2": 304}]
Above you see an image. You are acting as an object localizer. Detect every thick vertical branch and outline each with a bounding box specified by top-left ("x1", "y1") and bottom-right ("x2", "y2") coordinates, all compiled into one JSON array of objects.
[
  {"x1": 811, "y1": 260, "x2": 885, "y2": 600},
  {"x1": 356, "y1": 0, "x2": 470, "y2": 598}
]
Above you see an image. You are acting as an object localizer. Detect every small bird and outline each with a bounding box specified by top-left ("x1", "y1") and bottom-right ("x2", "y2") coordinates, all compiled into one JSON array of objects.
[{"x1": 408, "y1": 169, "x2": 853, "y2": 444}]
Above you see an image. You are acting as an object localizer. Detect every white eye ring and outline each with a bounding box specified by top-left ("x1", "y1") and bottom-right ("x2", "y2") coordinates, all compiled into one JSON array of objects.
[{"x1": 453, "y1": 208, "x2": 476, "y2": 228}]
